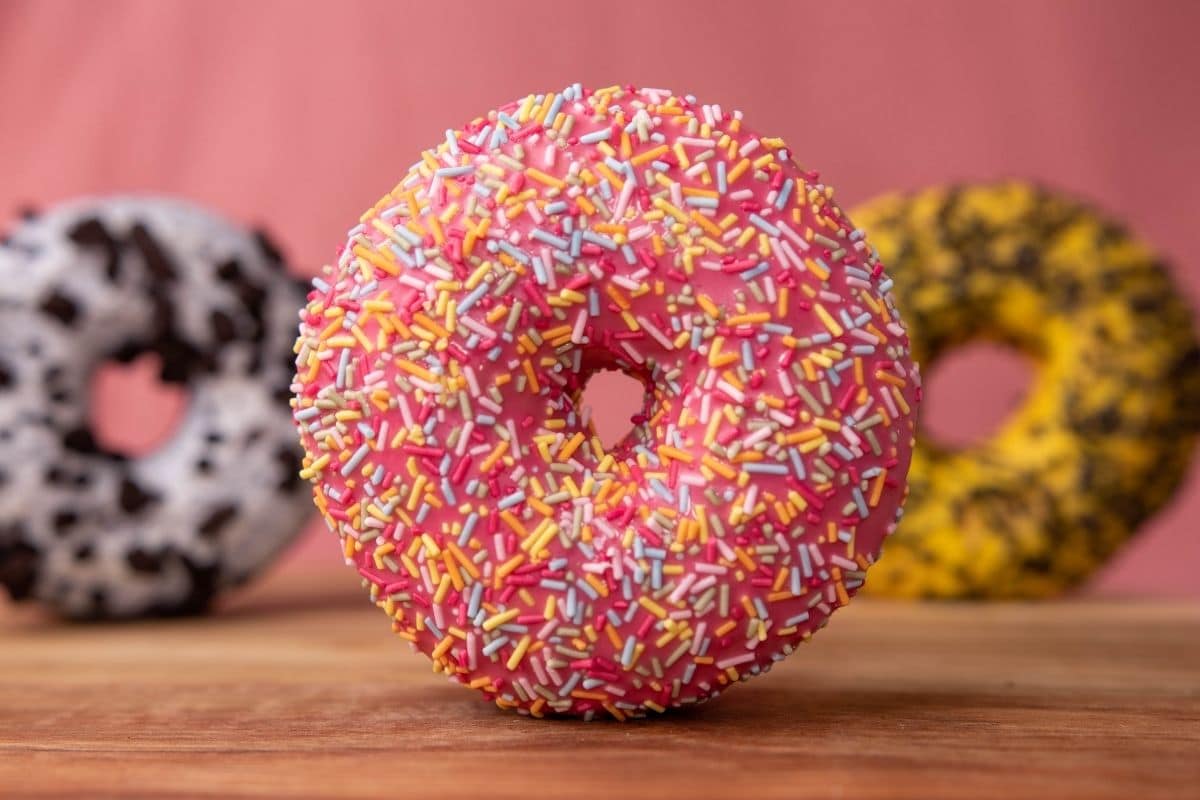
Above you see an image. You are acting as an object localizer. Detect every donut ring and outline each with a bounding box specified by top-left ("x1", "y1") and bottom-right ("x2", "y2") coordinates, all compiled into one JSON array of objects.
[
  {"x1": 852, "y1": 182, "x2": 1200, "y2": 599},
  {"x1": 0, "y1": 197, "x2": 312, "y2": 618},
  {"x1": 293, "y1": 85, "x2": 920, "y2": 718}
]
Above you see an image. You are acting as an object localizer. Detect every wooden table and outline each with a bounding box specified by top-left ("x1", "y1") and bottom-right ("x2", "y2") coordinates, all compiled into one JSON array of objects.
[{"x1": 1, "y1": 567, "x2": 1197, "y2": 800}]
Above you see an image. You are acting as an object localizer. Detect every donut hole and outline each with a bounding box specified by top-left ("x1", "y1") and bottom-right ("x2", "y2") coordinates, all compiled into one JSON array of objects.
[
  {"x1": 579, "y1": 370, "x2": 650, "y2": 452},
  {"x1": 89, "y1": 353, "x2": 188, "y2": 457},
  {"x1": 922, "y1": 341, "x2": 1034, "y2": 449}
]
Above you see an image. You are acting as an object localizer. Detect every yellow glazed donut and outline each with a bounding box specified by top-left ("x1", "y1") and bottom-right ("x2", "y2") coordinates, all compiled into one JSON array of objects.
[{"x1": 852, "y1": 182, "x2": 1200, "y2": 599}]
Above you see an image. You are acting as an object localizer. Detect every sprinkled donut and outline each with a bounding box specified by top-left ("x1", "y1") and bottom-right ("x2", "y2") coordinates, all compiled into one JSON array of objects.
[
  {"x1": 293, "y1": 85, "x2": 920, "y2": 718},
  {"x1": 0, "y1": 197, "x2": 311, "y2": 618},
  {"x1": 853, "y1": 182, "x2": 1200, "y2": 599}
]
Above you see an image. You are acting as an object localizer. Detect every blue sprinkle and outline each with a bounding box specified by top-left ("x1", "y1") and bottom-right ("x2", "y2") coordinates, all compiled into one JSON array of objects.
[
  {"x1": 340, "y1": 443, "x2": 369, "y2": 477},
  {"x1": 740, "y1": 262, "x2": 770, "y2": 281},
  {"x1": 582, "y1": 231, "x2": 617, "y2": 250},
  {"x1": 784, "y1": 610, "x2": 810, "y2": 627},
  {"x1": 497, "y1": 240, "x2": 531, "y2": 264},
  {"x1": 775, "y1": 178, "x2": 794, "y2": 210},
  {"x1": 543, "y1": 93, "x2": 564, "y2": 127},
  {"x1": 482, "y1": 636, "x2": 510, "y2": 656},
  {"x1": 435, "y1": 165, "x2": 473, "y2": 178},
  {"x1": 423, "y1": 617, "x2": 444, "y2": 640},
  {"x1": 753, "y1": 597, "x2": 769, "y2": 619},
  {"x1": 621, "y1": 636, "x2": 637, "y2": 668},
  {"x1": 741, "y1": 340, "x2": 755, "y2": 370},
  {"x1": 457, "y1": 282, "x2": 489, "y2": 313},
  {"x1": 852, "y1": 486, "x2": 869, "y2": 518},
  {"x1": 559, "y1": 672, "x2": 582, "y2": 696},
  {"x1": 743, "y1": 462, "x2": 789, "y2": 475},
  {"x1": 467, "y1": 582, "x2": 484, "y2": 617},
  {"x1": 748, "y1": 213, "x2": 780, "y2": 236},
  {"x1": 604, "y1": 156, "x2": 627, "y2": 175},
  {"x1": 530, "y1": 229, "x2": 570, "y2": 250},
  {"x1": 649, "y1": 479, "x2": 674, "y2": 502},
  {"x1": 579, "y1": 128, "x2": 611, "y2": 144},
  {"x1": 497, "y1": 491, "x2": 525, "y2": 510},
  {"x1": 393, "y1": 225, "x2": 422, "y2": 246},
  {"x1": 459, "y1": 513, "x2": 478, "y2": 546}
]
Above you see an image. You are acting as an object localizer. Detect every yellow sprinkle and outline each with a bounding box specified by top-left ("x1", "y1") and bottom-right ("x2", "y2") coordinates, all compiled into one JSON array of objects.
[
  {"x1": 630, "y1": 144, "x2": 669, "y2": 166},
  {"x1": 505, "y1": 635, "x2": 533, "y2": 670},
  {"x1": 482, "y1": 608, "x2": 520, "y2": 632},
  {"x1": 559, "y1": 432, "x2": 586, "y2": 461},
  {"x1": 638, "y1": 597, "x2": 668, "y2": 619},
  {"x1": 726, "y1": 158, "x2": 751, "y2": 184},
  {"x1": 480, "y1": 440, "x2": 510, "y2": 473},
  {"x1": 814, "y1": 303, "x2": 844, "y2": 337},
  {"x1": 726, "y1": 312, "x2": 770, "y2": 326},
  {"x1": 526, "y1": 167, "x2": 566, "y2": 189},
  {"x1": 657, "y1": 445, "x2": 694, "y2": 464},
  {"x1": 701, "y1": 455, "x2": 737, "y2": 480}
]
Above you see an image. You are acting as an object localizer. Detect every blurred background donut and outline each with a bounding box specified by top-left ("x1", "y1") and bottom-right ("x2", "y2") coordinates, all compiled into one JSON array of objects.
[
  {"x1": 852, "y1": 182, "x2": 1200, "y2": 598},
  {"x1": 0, "y1": 197, "x2": 311, "y2": 618}
]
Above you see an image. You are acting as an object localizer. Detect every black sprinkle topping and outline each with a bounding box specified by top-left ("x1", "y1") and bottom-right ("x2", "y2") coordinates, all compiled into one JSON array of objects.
[
  {"x1": 52, "y1": 510, "x2": 80, "y2": 535},
  {"x1": 125, "y1": 548, "x2": 164, "y2": 573},
  {"x1": 0, "y1": 530, "x2": 39, "y2": 601},
  {"x1": 197, "y1": 504, "x2": 238, "y2": 540},
  {"x1": 118, "y1": 478, "x2": 160, "y2": 513},
  {"x1": 128, "y1": 223, "x2": 178, "y2": 281},
  {"x1": 39, "y1": 291, "x2": 80, "y2": 325},
  {"x1": 66, "y1": 217, "x2": 122, "y2": 280}
]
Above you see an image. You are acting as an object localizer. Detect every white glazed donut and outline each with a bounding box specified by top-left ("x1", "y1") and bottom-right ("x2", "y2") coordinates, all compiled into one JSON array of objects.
[{"x1": 0, "y1": 197, "x2": 311, "y2": 618}]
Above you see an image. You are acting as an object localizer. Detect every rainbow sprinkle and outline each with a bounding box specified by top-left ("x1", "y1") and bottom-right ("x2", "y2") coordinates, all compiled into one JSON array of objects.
[{"x1": 292, "y1": 85, "x2": 920, "y2": 719}]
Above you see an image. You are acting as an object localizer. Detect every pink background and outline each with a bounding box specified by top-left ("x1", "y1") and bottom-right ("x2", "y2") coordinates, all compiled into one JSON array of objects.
[{"x1": 1, "y1": 0, "x2": 1196, "y2": 596}]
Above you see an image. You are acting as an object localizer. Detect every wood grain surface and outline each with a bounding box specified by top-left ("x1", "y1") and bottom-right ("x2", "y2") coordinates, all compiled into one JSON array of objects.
[{"x1": 1, "y1": 567, "x2": 1197, "y2": 800}]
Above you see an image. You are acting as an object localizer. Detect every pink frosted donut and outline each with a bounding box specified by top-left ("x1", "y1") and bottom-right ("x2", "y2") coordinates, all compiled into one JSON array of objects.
[{"x1": 292, "y1": 85, "x2": 920, "y2": 719}]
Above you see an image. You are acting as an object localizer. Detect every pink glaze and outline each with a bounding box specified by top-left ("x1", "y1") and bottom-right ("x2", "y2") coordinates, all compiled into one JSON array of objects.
[{"x1": 292, "y1": 85, "x2": 920, "y2": 718}]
